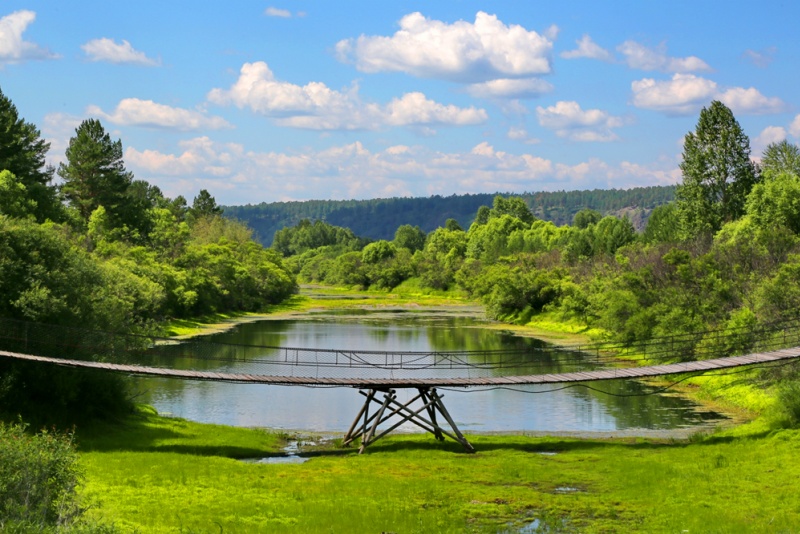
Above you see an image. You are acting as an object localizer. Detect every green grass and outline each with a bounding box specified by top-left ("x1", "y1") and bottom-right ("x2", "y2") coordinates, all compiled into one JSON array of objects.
[
  {"x1": 76, "y1": 410, "x2": 800, "y2": 533},
  {"x1": 70, "y1": 288, "x2": 800, "y2": 531}
]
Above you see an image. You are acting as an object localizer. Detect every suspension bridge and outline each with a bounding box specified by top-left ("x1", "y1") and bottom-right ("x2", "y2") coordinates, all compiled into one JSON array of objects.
[{"x1": 2, "y1": 317, "x2": 800, "y2": 452}]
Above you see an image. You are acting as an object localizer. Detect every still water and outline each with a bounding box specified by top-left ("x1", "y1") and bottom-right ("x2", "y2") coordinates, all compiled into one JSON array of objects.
[{"x1": 133, "y1": 310, "x2": 726, "y2": 434}]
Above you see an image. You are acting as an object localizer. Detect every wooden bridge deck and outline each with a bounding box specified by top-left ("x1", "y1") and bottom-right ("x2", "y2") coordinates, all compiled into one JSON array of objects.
[{"x1": 3, "y1": 345, "x2": 800, "y2": 388}]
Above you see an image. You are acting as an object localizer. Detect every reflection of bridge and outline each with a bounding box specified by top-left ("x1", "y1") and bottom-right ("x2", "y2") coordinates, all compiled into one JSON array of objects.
[{"x1": 3, "y1": 317, "x2": 800, "y2": 453}]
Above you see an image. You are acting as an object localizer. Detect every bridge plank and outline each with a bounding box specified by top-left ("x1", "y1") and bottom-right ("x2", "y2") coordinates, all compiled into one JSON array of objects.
[{"x1": 2, "y1": 346, "x2": 799, "y2": 387}]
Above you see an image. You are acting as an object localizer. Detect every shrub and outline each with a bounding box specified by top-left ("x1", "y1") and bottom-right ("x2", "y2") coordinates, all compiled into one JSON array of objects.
[{"x1": 0, "y1": 422, "x2": 82, "y2": 528}]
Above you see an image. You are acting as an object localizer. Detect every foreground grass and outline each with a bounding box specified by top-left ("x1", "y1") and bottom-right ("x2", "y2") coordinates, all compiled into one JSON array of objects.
[{"x1": 77, "y1": 408, "x2": 800, "y2": 533}]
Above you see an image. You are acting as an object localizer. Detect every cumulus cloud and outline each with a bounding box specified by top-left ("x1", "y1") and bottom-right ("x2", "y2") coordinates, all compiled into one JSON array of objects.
[
  {"x1": 86, "y1": 98, "x2": 232, "y2": 131},
  {"x1": 0, "y1": 10, "x2": 58, "y2": 64},
  {"x1": 335, "y1": 11, "x2": 554, "y2": 82},
  {"x1": 560, "y1": 35, "x2": 613, "y2": 62},
  {"x1": 81, "y1": 38, "x2": 159, "y2": 66},
  {"x1": 465, "y1": 78, "x2": 553, "y2": 99},
  {"x1": 536, "y1": 101, "x2": 625, "y2": 142},
  {"x1": 124, "y1": 136, "x2": 680, "y2": 204},
  {"x1": 618, "y1": 41, "x2": 710, "y2": 73},
  {"x1": 207, "y1": 61, "x2": 487, "y2": 131},
  {"x1": 631, "y1": 73, "x2": 785, "y2": 115},
  {"x1": 718, "y1": 87, "x2": 786, "y2": 115}
]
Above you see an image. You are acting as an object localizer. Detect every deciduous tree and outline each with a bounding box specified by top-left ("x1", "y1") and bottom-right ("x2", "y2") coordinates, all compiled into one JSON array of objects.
[{"x1": 676, "y1": 101, "x2": 759, "y2": 238}]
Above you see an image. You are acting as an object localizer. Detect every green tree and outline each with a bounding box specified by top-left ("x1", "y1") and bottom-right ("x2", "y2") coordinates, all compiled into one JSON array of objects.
[
  {"x1": 58, "y1": 119, "x2": 133, "y2": 225},
  {"x1": 0, "y1": 170, "x2": 37, "y2": 219},
  {"x1": 642, "y1": 203, "x2": 680, "y2": 244},
  {"x1": 676, "y1": 100, "x2": 759, "y2": 237},
  {"x1": 760, "y1": 140, "x2": 800, "y2": 178},
  {"x1": 0, "y1": 87, "x2": 62, "y2": 222},
  {"x1": 746, "y1": 171, "x2": 800, "y2": 234},
  {"x1": 572, "y1": 208, "x2": 601, "y2": 229},
  {"x1": 393, "y1": 224, "x2": 426, "y2": 253},
  {"x1": 191, "y1": 189, "x2": 223, "y2": 218},
  {"x1": 490, "y1": 196, "x2": 535, "y2": 224}
]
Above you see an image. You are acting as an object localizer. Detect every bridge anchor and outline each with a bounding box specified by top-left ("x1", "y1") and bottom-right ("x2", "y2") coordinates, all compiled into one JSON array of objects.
[{"x1": 343, "y1": 387, "x2": 475, "y2": 453}]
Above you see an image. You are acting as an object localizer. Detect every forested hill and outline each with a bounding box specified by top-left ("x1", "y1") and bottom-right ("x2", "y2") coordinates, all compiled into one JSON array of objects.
[{"x1": 223, "y1": 185, "x2": 676, "y2": 245}]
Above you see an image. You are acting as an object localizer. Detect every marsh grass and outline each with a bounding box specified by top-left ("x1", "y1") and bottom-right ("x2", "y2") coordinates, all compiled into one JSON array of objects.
[{"x1": 75, "y1": 409, "x2": 800, "y2": 533}]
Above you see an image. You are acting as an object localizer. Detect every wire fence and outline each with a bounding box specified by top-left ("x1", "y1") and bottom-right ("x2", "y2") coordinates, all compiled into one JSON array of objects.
[{"x1": 2, "y1": 316, "x2": 800, "y2": 381}]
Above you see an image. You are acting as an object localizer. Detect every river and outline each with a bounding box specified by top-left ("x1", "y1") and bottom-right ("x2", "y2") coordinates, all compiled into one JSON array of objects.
[{"x1": 132, "y1": 308, "x2": 727, "y2": 436}]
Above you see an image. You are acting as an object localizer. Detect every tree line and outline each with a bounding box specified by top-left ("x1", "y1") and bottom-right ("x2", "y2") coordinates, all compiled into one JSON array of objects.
[
  {"x1": 224, "y1": 186, "x2": 676, "y2": 245},
  {"x1": 0, "y1": 87, "x2": 297, "y2": 424}
]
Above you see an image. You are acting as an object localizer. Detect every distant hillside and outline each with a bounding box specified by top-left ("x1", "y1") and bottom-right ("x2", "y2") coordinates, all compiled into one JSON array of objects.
[{"x1": 223, "y1": 186, "x2": 676, "y2": 246}]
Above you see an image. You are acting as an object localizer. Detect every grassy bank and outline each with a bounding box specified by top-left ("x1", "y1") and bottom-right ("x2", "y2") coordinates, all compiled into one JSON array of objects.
[
  {"x1": 68, "y1": 287, "x2": 800, "y2": 531},
  {"x1": 76, "y1": 408, "x2": 800, "y2": 533}
]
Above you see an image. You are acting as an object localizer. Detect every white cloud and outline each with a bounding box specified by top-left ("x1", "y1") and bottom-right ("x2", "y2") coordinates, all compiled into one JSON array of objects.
[
  {"x1": 0, "y1": 10, "x2": 57, "y2": 63},
  {"x1": 81, "y1": 38, "x2": 159, "y2": 66},
  {"x1": 718, "y1": 87, "x2": 786, "y2": 115},
  {"x1": 618, "y1": 41, "x2": 710, "y2": 73},
  {"x1": 335, "y1": 11, "x2": 554, "y2": 82},
  {"x1": 465, "y1": 78, "x2": 553, "y2": 99},
  {"x1": 560, "y1": 35, "x2": 613, "y2": 62},
  {"x1": 791, "y1": 115, "x2": 800, "y2": 138},
  {"x1": 742, "y1": 47, "x2": 776, "y2": 68},
  {"x1": 125, "y1": 137, "x2": 679, "y2": 204},
  {"x1": 264, "y1": 7, "x2": 291, "y2": 18},
  {"x1": 536, "y1": 101, "x2": 624, "y2": 142},
  {"x1": 752, "y1": 126, "x2": 787, "y2": 159},
  {"x1": 631, "y1": 73, "x2": 786, "y2": 115},
  {"x1": 507, "y1": 126, "x2": 540, "y2": 144},
  {"x1": 384, "y1": 92, "x2": 487, "y2": 126},
  {"x1": 208, "y1": 61, "x2": 487, "y2": 131},
  {"x1": 631, "y1": 74, "x2": 717, "y2": 115},
  {"x1": 86, "y1": 98, "x2": 232, "y2": 131}
]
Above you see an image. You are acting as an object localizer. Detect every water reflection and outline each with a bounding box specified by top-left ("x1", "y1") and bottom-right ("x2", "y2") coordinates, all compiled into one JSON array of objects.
[{"x1": 132, "y1": 314, "x2": 726, "y2": 433}]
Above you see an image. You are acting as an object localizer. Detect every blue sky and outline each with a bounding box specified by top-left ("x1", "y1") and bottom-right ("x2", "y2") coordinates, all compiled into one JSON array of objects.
[{"x1": 1, "y1": 1, "x2": 798, "y2": 205}]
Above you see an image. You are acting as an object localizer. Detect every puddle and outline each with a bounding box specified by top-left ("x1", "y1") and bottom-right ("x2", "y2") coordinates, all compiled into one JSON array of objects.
[
  {"x1": 241, "y1": 439, "x2": 314, "y2": 465},
  {"x1": 553, "y1": 486, "x2": 582, "y2": 494},
  {"x1": 537, "y1": 452, "x2": 557, "y2": 456}
]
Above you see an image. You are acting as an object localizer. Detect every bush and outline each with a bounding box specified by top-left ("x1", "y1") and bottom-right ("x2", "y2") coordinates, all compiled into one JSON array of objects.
[{"x1": 0, "y1": 422, "x2": 82, "y2": 528}]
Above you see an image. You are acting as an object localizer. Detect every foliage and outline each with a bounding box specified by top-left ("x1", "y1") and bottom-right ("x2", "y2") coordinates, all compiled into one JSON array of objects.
[
  {"x1": 0, "y1": 422, "x2": 82, "y2": 528},
  {"x1": 572, "y1": 208, "x2": 601, "y2": 229},
  {"x1": 642, "y1": 202, "x2": 680, "y2": 244},
  {"x1": 58, "y1": 119, "x2": 134, "y2": 228},
  {"x1": 760, "y1": 139, "x2": 800, "y2": 178},
  {"x1": 189, "y1": 189, "x2": 222, "y2": 219},
  {"x1": 676, "y1": 100, "x2": 759, "y2": 238},
  {"x1": 272, "y1": 218, "x2": 361, "y2": 256},
  {"x1": 0, "y1": 170, "x2": 38, "y2": 219},
  {"x1": 0, "y1": 87, "x2": 62, "y2": 222},
  {"x1": 393, "y1": 223, "x2": 426, "y2": 252},
  {"x1": 0, "y1": 89, "x2": 298, "y2": 426},
  {"x1": 225, "y1": 186, "x2": 676, "y2": 245},
  {"x1": 746, "y1": 170, "x2": 800, "y2": 234}
]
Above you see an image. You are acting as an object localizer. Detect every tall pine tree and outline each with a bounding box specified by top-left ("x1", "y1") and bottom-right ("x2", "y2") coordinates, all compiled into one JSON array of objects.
[{"x1": 58, "y1": 119, "x2": 133, "y2": 226}]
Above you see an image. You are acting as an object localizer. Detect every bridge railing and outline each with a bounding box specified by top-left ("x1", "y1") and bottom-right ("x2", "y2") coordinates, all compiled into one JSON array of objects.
[{"x1": 2, "y1": 316, "x2": 800, "y2": 380}]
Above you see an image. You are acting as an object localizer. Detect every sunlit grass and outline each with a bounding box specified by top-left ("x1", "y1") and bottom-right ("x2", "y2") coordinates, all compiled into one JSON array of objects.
[{"x1": 77, "y1": 409, "x2": 800, "y2": 533}]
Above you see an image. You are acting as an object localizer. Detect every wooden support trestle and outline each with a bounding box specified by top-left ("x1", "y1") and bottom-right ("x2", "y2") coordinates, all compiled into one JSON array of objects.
[{"x1": 342, "y1": 387, "x2": 475, "y2": 453}]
